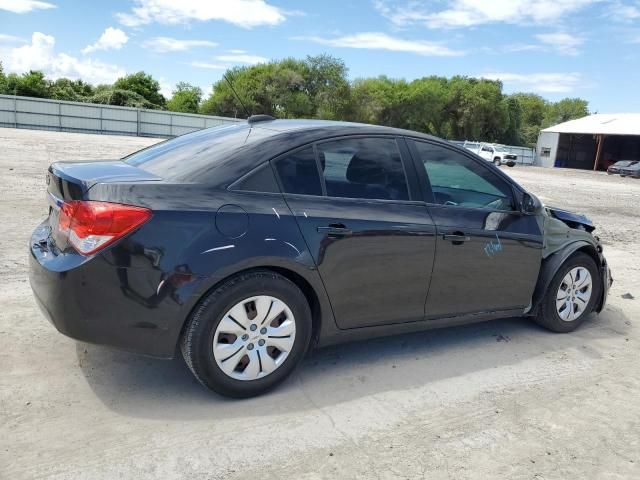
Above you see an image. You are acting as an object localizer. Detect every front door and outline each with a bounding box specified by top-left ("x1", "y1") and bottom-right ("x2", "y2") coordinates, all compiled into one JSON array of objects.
[
  {"x1": 272, "y1": 137, "x2": 437, "y2": 329},
  {"x1": 408, "y1": 139, "x2": 544, "y2": 318}
]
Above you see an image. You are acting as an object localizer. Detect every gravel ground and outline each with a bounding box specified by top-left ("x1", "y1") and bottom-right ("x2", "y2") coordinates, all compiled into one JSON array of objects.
[{"x1": 1, "y1": 128, "x2": 639, "y2": 480}]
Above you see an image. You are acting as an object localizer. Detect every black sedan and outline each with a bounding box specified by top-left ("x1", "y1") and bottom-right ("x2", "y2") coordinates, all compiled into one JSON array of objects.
[
  {"x1": 608, "y1": 160, "x2": 638, "y2": 175},
  {"x1": 29, "y1": 118, "x2": 612, "y2": 398}
]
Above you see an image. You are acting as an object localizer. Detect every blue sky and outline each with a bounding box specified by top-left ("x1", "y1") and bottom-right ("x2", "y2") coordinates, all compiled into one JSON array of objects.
[{"x1": 1, "y1": 0, "x2": 639, "y2": 112}]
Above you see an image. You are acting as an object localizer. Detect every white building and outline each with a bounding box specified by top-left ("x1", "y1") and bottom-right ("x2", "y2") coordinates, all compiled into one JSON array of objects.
[{"x1": 536, "y1": 114, "x2": 640, "y2": 170}]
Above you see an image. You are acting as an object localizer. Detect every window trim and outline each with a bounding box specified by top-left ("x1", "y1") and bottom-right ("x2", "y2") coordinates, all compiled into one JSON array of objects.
[{"x1": 406, "y1": 137, "x2": 522, "y2": 213}]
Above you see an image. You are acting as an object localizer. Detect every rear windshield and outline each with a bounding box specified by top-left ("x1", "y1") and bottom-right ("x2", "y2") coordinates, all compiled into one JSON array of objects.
[{"x1": 124, "y1": 123, "x2": 270, "y2": 181}]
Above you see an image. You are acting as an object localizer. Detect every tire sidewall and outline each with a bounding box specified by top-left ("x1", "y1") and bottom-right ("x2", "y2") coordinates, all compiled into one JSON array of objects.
[
  {"x1": 184, "y1": 271, "x2": 312, "y2": 398},
  {"x1": 542, "y1": 253, "x2": 601, "y2": 332}
]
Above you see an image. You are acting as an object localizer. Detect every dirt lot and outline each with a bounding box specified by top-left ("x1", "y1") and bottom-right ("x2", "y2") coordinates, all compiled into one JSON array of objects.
[{"x1": 1, "y1": 128, "x2": 639, "y2": 480}]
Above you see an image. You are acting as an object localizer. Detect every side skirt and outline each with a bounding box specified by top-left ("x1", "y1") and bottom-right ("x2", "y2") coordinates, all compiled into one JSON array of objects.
[{"x1": 316, "y1": 308, "x2": 526, "y2": 348}]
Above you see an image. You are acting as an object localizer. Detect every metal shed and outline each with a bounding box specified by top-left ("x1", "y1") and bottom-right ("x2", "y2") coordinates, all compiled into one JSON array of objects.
[{"x1": 536, "y1": 113, "x2": 640, "y2": 170}]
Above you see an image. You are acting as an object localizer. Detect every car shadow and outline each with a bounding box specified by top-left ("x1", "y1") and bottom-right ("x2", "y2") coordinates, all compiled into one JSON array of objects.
[{"x1": 76, "y1": 305, "x2": 630, "y2": 420}]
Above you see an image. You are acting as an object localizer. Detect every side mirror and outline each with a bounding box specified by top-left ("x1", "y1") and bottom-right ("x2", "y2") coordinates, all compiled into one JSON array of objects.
[{"x1": 522, "y1": 192, "x2": 541, "y2": 214}]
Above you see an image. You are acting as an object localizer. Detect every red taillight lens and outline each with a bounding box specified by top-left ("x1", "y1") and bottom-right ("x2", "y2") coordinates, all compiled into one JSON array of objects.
[{"x1": 58, "y1": 201, "x2": 152, "y2": 255}]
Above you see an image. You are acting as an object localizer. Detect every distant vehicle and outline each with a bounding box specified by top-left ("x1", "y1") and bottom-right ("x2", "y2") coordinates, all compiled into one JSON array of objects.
[
  {"x1": 608, "y1": 160, "x2": 638, "y2": 175},
  {"x1": 464, "y1": 142, "x2": 517, "y2": 167},
  {"x1": 619, "y1": 162, "x2": 640, "y2": 178}
]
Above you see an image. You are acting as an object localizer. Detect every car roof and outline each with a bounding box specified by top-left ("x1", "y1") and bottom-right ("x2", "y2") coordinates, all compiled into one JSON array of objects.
[{"x1": 249, "y1": 118, "x2": 436, "y2": 139}]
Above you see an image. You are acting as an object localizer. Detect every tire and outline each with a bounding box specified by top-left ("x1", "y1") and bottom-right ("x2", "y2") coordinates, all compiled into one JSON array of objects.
[
  {"x1": 534, "y1": 252, "x2": 601, "y2": 333},
  {"x1": 494, "y1": 158, "x2": 501, "y2": 166},
  {"x1": 180, "y1": 270, "x2": 312, "y2": 398}
]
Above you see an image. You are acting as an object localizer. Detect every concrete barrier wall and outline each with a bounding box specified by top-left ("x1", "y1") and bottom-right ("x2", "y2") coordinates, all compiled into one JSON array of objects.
[{"x1": 0, "y1": 94, "x2": 242, "y2": 138}]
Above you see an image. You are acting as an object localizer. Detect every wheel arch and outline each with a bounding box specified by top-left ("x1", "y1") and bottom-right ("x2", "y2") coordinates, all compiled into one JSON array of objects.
[
  {"x1": 175, "y1": 263, "x2": 330, "y2": 356},
  {"x1": 529, "y1": 240, "x2": 601, "y2": 316}
]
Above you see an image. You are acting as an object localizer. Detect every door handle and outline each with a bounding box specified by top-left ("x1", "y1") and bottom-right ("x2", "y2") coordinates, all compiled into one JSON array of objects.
[
  {"x1": 317, "y1": 224, "x2": 352, "y2": 237},
  {"x1": 443, "y1": 232, "x2": 471, "y2": 245}
]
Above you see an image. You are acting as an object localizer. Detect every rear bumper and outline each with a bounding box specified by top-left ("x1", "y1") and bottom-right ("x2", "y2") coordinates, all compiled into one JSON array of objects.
[{"x1": 29, "y1": 222, "x2": 200, "y2": 358}]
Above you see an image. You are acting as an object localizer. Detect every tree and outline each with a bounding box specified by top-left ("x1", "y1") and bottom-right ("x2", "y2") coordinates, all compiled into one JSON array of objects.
[
  {"x1": 88, "y1": 88, "x2": 156, "y2": 108},
  {"x1": 510, "y1": 93, "x2": 549, "y2": 146},
  {"x1": 2, "y1": 70, "x2": 49, "y2": 97},
  {"x1": 49, "y1": 78, "x2": 94, "y2": 101},
  {"x1": 543, "y1": 98, "x2": 589, "y2": 128},
  {"x1": 167, "y1": 82, "x2": 202, "y2": 113},
  {"x1": 113, "y1": 71, "x2": 166, "y2": 108}
]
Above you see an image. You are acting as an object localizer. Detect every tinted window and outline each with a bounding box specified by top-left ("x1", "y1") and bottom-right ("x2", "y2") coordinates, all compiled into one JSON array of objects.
[
  {"x1": 230, "y1": 162, "x2": 279, "y2": 193},
  {"x1": 124, "y1": 124, "x2": 273, "y2": 181},
  {"x1": 273, "y1": 147, "x2": 322, "y2": 196},
  {"x1": 317, "y1": 137, "x2": 409, "y2": 200},
  {"x1": 414, "y1": 141, "x2": 515, "y2": 211}
]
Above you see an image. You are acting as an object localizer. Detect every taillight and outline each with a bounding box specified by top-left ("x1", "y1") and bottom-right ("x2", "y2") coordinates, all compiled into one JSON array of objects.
[{"x1": 58, "y1": 201, "x2": 152, "y2": 255}]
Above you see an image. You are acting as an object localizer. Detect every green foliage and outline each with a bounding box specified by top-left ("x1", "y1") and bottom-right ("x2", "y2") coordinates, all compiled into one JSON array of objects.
[
  {"x1": 2, "y1": 70, "x2": 50, "y2": 98},
  {"x1": 543, "y1": 98, "x2": 589, "y2": 128},
  {"x1": 166, "y1": 82, "x2": 203, "y2": 113},
  {"x1": 199, "y1": 55, "x2": 350, "y2": 119},
  {"x1": 113, "y1": 71, "x2": 166, "y2": 108},
  {"x1": 49, "y1": 78, "x2": 94, "y2": 101},
  {"x1": 88, "y1": 88, "x2": 156, "y2": 108},
  {"x1": 0, "y1": 57, "x2": 591, "y2": 146}
]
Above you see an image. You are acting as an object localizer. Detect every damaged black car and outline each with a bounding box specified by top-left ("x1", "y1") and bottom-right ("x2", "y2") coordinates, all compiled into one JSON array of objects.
[{"x1": 29, "y1": 118, "x2": 612, "y2": 398}]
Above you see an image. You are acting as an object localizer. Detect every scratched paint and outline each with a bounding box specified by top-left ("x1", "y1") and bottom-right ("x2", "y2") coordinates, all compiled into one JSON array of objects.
[
  {"x1": 201, "y1": 245, "x2": 235, "y2": 254},
  {"x1": 484, "y1": 234, "x2": 503, "y2": 257}
]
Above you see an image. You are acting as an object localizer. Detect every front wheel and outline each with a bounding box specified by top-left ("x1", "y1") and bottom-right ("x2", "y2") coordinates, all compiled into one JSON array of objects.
[
  {"x1": 534, "y1": 252, "x2": 601, "y2": 333},
  {"x1": 494, "y1": 158, "x2": 501, "y2": 166},
  {"x1": 180, "y1": 270, "x2": 312, "y2": 398}
]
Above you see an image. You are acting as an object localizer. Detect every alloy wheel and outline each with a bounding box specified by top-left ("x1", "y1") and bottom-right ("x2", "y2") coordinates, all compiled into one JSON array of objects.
[{"x1": 212, "y1": 295, "x2": 296, "y2": 381}]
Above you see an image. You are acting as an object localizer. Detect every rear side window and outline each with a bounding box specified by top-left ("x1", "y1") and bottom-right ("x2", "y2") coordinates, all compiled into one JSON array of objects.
[
  {"x1": 273, "y1": 147, "x2": 323, "y2": 196},
  {"x1": 317, "y1": 137, "x2": 409, "y2": 201},
  {"x1": 230, "y1": 163, "x2": 280, "y2": 193},
  {"x1": 124, "y1": 124, "x2": 272, "y2": 181}
]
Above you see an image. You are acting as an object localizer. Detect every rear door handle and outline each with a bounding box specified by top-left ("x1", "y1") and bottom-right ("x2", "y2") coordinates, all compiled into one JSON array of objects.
[
  {"x1": 317, "y1": 224, "x2": 352, "y2": 237},
  {"x1": 443, "y1": 233, "x2": 471, "y2": 244}
]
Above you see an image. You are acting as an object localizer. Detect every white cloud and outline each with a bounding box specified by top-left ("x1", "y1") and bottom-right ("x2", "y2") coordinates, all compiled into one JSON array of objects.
[
  {"x1": 215, "y1": 54, "x2": 268, "y2": 64},
  {"x1": 188, "y1": 61, "x2": 228, "y2": 70},
  {"x1": 142, "y1": 37, "x2": 218, "y2": 53},
  {"x1": 295, "y1": 32, "x2": 464, "y2": 56},
  {"x1": 375, "y1": 0, "x2": 599, "y2": 28},
  {"x1": 0, "y1": 0, "x2": 55, "y2": 13},
  {"x1": 477, "y1": 72, "x2": 583, "y2": 93},
  {"x1": 607, "y1": 1, "x2": 640, "y2": 21},
  {"x1": 0, "y1": 34, "x2": 27, "y2": 43},
  {"x1": 116, "y1": 0, "x2": 287, "y2": 28},
  {"x1": 535, "y1": 32, "x2": 585, "y2": 55},
  {"x1": 2, "y1": 32, "x2": 125, "y2": 84},
  {"x1": 82, "y1": 27, "x2": 129, "y2": 54}
]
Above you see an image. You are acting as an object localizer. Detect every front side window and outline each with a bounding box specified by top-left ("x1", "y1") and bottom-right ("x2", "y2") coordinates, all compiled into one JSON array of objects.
[
  {"x1": 413, "y1": 141, "x2": 515, "y2": 211},
  {"x1": 316, "y1": 137, "x2": 409, "y2": 201}
]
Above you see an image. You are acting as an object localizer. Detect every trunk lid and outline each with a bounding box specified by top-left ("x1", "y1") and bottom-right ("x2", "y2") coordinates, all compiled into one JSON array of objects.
[{"x1": 46, "y1": 160, "x2": 161, "y2": 250}]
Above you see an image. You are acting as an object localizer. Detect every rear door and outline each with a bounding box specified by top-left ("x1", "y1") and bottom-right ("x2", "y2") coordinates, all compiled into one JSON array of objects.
[
  {"x1": 407, "y1": 139, "x2": 543, "y2": 318},
  {"x1": 272, "y1": 136, "x2": 437, "y2": 329}
]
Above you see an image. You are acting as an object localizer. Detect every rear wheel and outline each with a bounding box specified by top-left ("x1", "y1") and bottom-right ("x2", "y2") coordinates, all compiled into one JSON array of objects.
[
  {"x1": 534, "y1": 252, "x2": 600, "y2": 333},
  {"x1": 180, "y1": 270, "x2": 312, "y2": 398},
  {"x1": 494, "y1": 157, "x2": 501, "y2": 166}
]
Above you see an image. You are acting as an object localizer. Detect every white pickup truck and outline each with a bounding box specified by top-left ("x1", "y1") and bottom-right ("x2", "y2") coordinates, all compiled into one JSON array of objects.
[{"x1": 464, "y1": 142, "x2": 517, "y2": 167}]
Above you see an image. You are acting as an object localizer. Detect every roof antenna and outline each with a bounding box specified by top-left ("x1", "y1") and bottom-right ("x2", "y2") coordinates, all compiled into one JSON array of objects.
[{"x1": 223, "y1": 73, "x2": 251, "y2": 119}]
